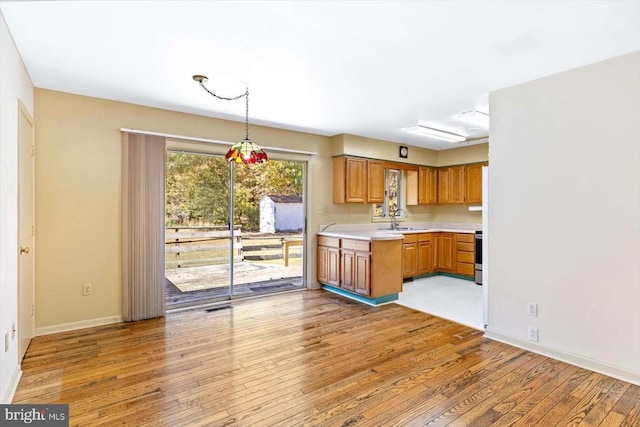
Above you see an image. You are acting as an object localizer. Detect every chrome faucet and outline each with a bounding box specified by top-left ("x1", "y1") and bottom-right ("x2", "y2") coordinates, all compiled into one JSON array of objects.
[
  {"x1": 321, "y1": 222, "x2": 337, "y2": 232},
  {"x1": 391, "y1": 208, "x2": 407, "y2": 230}
]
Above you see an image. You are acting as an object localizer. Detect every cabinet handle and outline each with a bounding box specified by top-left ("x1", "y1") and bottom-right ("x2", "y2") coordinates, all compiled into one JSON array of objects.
[{"x1": 20, "y1": 246, "x2": 30, "y2": 254}]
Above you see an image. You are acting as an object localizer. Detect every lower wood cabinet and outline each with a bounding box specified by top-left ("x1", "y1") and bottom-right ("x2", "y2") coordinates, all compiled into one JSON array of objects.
[
  {"x1": 417, "y1": 233, "x2": 434, "y2": 275},
  {"x1": 456, "y1": 233, "x2": 475, "y2": 276},
  {"x1": 402, "y1": 234, "x2": 418, "y2": 278},
  {"x1": 434, "y1": 232, "x2": 456, "y2": 272},
  {"x1": 401, "y1": 232, "x2": 474, "y2": 279},
  {"x1": 318, "y1": 236, "x2": 402, "y2": 298},
  {"x1": 317, "y1": 236, "x2": 340, "y2": 287}
]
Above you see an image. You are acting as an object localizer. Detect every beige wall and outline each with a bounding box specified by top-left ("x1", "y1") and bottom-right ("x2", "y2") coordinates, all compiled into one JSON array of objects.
[
  {"x1": 436, "y1": 143, "x2": 488, "y2": 166},
  {"x1": 34, "y1": 89, "x2": 333, "y2": 329},
  {"x1": 335, "y1": 133, "x2": 439, "y2": 166}
]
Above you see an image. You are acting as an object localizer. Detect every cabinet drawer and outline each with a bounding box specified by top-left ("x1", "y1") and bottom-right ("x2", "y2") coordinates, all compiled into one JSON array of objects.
[
  {"x1": 403, "y1": 234, "x2": 418, "y2": 243},
  {"x1": 457, "y1": 242, "x2": 474, "y2": 252},
  {"x1": 342, "y1": 239, "x2": 370, "y2": 252},
  {"x1": 457, "y1": 262, "x2": 474, "y2": 276},
  {"x1": 318, "y1": 236, "x2": 340, "y2": 248},
  {"x1": 456, "y1": 233, "x2": 475, "y2": 243},
  {"x1": 418, "y1": 233, "x2": 432, "y2": 242},
  {"x1": 457, "y1": 251, "x2": 474, "y2": 263}
]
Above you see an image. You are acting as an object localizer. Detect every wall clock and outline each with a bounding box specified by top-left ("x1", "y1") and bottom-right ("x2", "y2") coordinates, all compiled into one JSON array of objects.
[{"x1": 399, "y1": 146, "x2": 408, "y2": 158}]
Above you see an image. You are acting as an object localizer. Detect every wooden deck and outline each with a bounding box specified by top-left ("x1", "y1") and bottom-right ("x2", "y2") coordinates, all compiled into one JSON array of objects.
[{"x1": 14, "y1": 291, "x2": 640, "y2": 426}]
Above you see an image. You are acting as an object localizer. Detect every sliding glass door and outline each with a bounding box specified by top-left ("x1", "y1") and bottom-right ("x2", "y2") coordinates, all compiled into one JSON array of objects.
[
  {"x1": 231, "y1": 159, "x2": 305, "y2": 296},
  {"x1": 165, "y1": 151, "x2": 305, "y2": 308}
]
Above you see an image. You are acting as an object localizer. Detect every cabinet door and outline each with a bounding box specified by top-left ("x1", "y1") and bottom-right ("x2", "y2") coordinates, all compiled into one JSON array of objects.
[
  {"x1": 345, "y1": 158, "x2": 367, "y2": 203},
  {"x1": 354, "y1": 252, "x2": 371, "y2": 295},
  {"x1": 418, "y1": 241, "x2": 434, "y2": 275},
  {"x1": 465, "y1": 163, "x2": 483, "y2": 204},
  {"x1": 367, "y1": 160, "x2": 385, "y2": 203},
  {"x1": 341, "y1": 249, "x2": 356, "y2": 291},
  {"x1": 432, "y1": 233, "x2": 440, "y2": 269},
  {"x1": 403, "y1": 243, "x2": 417, "y2": 278},
  {"x1": 439, "y1": 233, "x2": 456, "y2": 272},
  {"x1": 418, "y1": 167, "x2": 437, "y2": 205},
  {"x1": 328, "y1": 247, "x2": 340, "y2": 286},
  {"x1": 449, "y1": 165, "x2": 466, "y2": 204},
  {"x1": 317, "y1": 245, "x2": 329, "y2": 284},
  {"x1": 437, "y1": 168, "x2": 450, "y2": 204}
]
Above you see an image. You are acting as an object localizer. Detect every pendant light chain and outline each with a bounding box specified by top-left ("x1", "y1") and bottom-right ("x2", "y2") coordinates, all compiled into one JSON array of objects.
[{"x1": 245, "y1": 88, "x2": 249, "y2": 140}]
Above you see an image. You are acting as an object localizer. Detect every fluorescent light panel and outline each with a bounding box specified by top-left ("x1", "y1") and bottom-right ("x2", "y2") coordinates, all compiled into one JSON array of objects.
[
  {"x1": 405, "y1": 125, "x2": 467, "y2": 142},
  {"x1": 458, "y1": 110, "x2": 489, "y2": 126}
]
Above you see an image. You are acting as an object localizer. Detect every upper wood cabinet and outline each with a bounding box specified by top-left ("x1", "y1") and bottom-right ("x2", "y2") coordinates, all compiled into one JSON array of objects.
[
  {"x1": 465, "y1": 163, "x2": 484, "y2": 205},
  {"x1": 333, "y1": 157, "x2": 366, "y2": 203},
  {"x1": 438, "y1": 165, "x2": 465, "y2": 204},
  {"x1": 333, "y1": 157, "x2": 387, "y2": 204},
  {"x1": 367, "y1": 160, "x2": 386, "y2": 204},
  {"x1": 418, "y1": 167, "x2": 438, "y2": 205}
]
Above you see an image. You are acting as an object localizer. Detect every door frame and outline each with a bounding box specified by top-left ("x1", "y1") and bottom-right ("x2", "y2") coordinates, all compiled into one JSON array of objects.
[
  {"x1": 165, "y1": 143, "x2": 308, "y2": 308},
  {"x1": 17, "y1": 99, "x2": 35, "y2": 360}
]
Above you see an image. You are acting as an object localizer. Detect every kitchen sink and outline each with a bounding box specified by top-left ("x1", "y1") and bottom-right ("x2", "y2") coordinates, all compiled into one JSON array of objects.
[{"x1": 378, "y1": 227, "x2": 425, "y2": 232}]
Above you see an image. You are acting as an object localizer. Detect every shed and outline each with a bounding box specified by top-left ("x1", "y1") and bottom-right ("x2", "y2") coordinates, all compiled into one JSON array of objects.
[{"x1": 259, "y1": 195, "x2": 303, "y2": 233}]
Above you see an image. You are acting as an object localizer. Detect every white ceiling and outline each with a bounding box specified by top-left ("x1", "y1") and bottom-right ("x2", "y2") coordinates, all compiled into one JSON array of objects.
[{"x1": 2, "y1": 1, "x2": 639, "y2": 150}]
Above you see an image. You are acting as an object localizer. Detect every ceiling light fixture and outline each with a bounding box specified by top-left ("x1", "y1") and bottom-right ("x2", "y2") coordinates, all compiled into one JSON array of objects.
[
  {"x1": 405, "y1": 125, "x2": 467, "y2": 142},
  {"x1": 193, "y1": 74, "x2": 268, "y2": 164},
  {"x1": 458, "y1": 110, "x2": 490, "y2": 126}
]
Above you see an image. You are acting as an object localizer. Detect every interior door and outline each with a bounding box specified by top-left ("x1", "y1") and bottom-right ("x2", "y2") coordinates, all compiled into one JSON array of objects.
[{"x1": 18, "y1": 100, "x2": 35, "y2": 360}]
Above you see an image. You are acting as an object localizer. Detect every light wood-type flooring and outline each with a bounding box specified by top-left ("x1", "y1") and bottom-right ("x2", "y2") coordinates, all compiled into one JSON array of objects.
[{"x1": 13, "y1": 290, "x2": 640, "y2": 426}]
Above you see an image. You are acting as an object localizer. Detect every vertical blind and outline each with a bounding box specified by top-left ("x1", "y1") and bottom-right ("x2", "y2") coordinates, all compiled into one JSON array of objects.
[{"x1": 121, "y1": 132, "x2": 166, "y2": 321}]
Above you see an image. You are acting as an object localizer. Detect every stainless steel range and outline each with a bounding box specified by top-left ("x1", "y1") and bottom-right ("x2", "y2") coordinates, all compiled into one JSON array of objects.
[{"x1": 475, "y1": 230, "x2": 482, "y2": 285}]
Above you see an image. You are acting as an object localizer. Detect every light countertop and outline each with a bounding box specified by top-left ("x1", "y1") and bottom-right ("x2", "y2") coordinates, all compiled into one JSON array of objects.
[{"x1": 317, "y1": 227, "x2": 477, "y2": 241}]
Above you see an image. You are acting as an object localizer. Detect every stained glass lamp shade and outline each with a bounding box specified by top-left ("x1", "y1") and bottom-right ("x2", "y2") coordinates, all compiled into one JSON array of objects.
[
  {"x1": 192, "y1": 74, "x2": 268, "y2": 164},
  {"x1": 225, "y1": 139, "x2": 268, "y2": 164}
]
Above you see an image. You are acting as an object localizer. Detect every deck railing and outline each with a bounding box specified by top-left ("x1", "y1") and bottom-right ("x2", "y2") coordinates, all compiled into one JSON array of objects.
[{"x1": 165, "y1": 226, "x2": 303, "y2": 269}]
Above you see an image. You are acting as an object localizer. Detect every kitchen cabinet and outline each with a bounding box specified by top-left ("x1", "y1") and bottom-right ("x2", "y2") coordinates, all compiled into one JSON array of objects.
[
  {"x1": 465, "y1": 163, "x2": 485, "y2": 205},
  {"x1": 333, "y1": 157, "x2": 366, "y2": 203},
  {"x1": 455, "y1": 233, "x2": 475, "y2": 277},
  {"x1": 333, "y1": 157, "x2": 387, "y2": 204},
  {"x1": 434, "y1": 232, "x2": 456, "y2": 272},
  {"x1": 354, "y1": 251, "x2": 371, "y2": 295},
  {"x1": 438, "y1": 166, "x2": 465, "y2": 204},
  {"x1": 367, "y1": 160, "x2": 386, "y2": 204},
  {"x1": 402, "y1": 234, "x2": 418, "y2": 278},
  {"x1": 418, "y1": 167, "x2": 438, "y2": 205},
  {"x1": 417, "y1": 233, "x2": 434, "y2": 275},
  {"x1": 317, "y1": 236, "x2": 402, "y2": 298},
  {"x1": 317, "y1": 236, "x2": 340, "y2": 287}
]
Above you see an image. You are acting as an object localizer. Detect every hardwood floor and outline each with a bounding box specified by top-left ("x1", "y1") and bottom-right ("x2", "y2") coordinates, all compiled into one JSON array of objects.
[{"x1": 14, "y1": 290, "x2": 640, "y2": 426}]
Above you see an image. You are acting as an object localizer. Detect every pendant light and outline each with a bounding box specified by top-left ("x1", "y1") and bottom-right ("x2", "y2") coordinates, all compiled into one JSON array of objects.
[{"x1": 193, "y1": 75, "x2": 268, "y2": 164}]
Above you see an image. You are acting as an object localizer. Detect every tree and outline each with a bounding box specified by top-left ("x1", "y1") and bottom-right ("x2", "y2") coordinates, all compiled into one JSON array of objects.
[{"x1": 166, "y1": 152, "x2": 303, "y2": 230}]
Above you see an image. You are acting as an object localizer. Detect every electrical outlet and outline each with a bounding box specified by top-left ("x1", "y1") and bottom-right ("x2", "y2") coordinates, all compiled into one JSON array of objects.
[
  {"x1": 82, "y1": 283, "x2": 92, "y2": 296},
  {"x1": 528, "y1": 327, "x2": 539, "y2": 342},
  {"x1": 527, "y1": 302, "x2": 538, "y2": 317}
]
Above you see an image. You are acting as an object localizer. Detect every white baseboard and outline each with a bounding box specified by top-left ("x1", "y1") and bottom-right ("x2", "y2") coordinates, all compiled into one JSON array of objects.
[
  {"x1": 35, "y1": 315, "x2": 124, "y2": 336},
  {"x1": 2, "y1": 366, "x2": 22, "y2": 404},
  {"x1": 484, "y1": 328, "x2": 640, "y2": 386}
]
